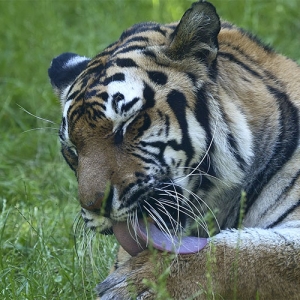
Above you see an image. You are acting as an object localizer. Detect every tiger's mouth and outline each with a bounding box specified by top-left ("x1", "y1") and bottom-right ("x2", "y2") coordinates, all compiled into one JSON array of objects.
[
  {"x1": 99, "y1": 183, "x2": 208, "y2": 255},
  {"x1": 112, "y1": 195, "x2": 208, "y2": 256},
  {"x1": 112, "y1": 218, "x2": 208, "y2": 256}
]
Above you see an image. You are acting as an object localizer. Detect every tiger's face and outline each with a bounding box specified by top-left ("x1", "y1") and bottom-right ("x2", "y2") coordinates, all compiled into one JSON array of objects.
[
  {"x1": 49, "y1": 2, "x2": 246, "y2": 251},
  {"x1": 60, "y1": 35, "x2": 213, "y2": 235}
]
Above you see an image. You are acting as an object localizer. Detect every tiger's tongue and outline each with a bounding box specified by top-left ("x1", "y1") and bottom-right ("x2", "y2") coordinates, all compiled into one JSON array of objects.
[{"x1": 112, "y1": 219, "x2": 208, "y2": 257}]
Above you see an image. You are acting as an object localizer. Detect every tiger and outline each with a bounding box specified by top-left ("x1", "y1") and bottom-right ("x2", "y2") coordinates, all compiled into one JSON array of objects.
[{"x1": 48, "y1": 0, "x2": 300, "y2": 299}]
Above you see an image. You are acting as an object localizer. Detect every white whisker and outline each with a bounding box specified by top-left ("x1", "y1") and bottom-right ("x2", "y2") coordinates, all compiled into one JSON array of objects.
[
  {"x1": 17, "y1": 104, "x2": 57, "y2": 124},
  {"x1": 144, "y1": 201, "x2": 175, "y2": 243},
  {"x1": 21, "y1": 127, "x2": 59, "y2": 133},
  {"x1": 172, "y1": 183, "x2": 221, "y2": 235},
  {"x1": 176, "y1": 120, "x2": 218, "y2": 185},
  {"x1": 156, "y1": 188, "x2": 209, "y2": 236},
  {"x1": 154, "y1": 201, "x2": 183, "y2": 236}
]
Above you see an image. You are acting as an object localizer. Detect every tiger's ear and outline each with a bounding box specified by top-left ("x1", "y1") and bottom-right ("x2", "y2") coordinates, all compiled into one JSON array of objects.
[
  {"x1": 166, "y1": 1, "x2": 220, "y2": 63},
  {"x1": 48, "y1": 52, "x2": 90, "y2": 104}
]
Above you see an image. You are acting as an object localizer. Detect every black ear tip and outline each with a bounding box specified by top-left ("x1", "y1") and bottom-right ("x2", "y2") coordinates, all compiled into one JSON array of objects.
[
  {"x1": 48, "y1": 52, "x2": 90, "y2": 93},
  {"x1": 48, "y1": 52, "x2": 77, "y2": 84},
  {"x1": 49, "y1": 52, "x2": 79, "y2": 69},
  {"x1": 192, "y1": 0, "x2": 217, "y2": 10},
  {"x1": 48, "y1": 52, "x2": 88, "y2": 80},
  {"x1": 189, "y1": 0, "x2": 219, "y2": 22}
]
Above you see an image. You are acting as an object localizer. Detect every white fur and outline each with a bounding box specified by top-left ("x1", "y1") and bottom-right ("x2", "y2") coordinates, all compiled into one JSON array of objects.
[
  {"x1": 106, "y1": 70, "x2": 144, "y2": 132},
  {"x1": 65, "y1": 55, "x2": 89, "y2": 68}
]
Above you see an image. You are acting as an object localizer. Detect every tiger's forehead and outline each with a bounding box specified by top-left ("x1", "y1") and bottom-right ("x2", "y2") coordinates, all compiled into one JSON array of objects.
[
  {"x1": 65, "y1": 51, "x2": 152, "y2": 107},
  {"x1": 62, "y1": 58, "x2": 154, "y2": 142},
  {"x1": 64, "y1": 21, "x2": 179, "y2": 109},
  {"x1": 104, "y1": 69, "x2": 145, "y2": 129},
  {"x1": 62, "y1": 21, "x2": 199, "y2": 139}
]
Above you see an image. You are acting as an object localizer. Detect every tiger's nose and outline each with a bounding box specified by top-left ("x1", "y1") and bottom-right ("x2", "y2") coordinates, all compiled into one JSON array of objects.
[{"x1": 80, "y1": 192, "x2": 104, "y2": 211}]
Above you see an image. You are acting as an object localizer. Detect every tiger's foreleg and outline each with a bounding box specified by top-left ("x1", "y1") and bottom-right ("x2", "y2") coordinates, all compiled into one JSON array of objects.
[{"x1": 97, "y1": 222, "x2": 300, "y2": 300}]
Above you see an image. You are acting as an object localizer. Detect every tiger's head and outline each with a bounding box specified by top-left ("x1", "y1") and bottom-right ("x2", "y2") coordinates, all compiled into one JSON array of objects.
[{"x1": 49, "y1": 1, "x2": 251, "y2": 255}]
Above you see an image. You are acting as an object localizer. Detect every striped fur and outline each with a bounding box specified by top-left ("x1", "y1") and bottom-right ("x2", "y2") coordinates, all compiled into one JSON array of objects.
[{"x1": 49, "y1": 1, "x2": 300, "y2": 299}]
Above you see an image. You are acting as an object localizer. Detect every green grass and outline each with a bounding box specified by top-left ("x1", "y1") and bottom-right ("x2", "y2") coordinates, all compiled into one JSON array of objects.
[{"x1": 0, "y1": 0, "x2": 299, "y2": 299}]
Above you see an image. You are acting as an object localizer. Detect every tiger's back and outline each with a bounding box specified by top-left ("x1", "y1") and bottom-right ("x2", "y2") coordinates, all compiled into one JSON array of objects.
[{"x1": 49, "y1": 1, "x2": 300, "y2": 299}]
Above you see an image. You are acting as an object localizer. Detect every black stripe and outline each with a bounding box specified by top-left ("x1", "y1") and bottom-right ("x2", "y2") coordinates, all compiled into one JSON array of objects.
[
  {"x1": 218, "y1": 52, "x2": 263, "y2": 79},
  {"x1": 93, "y1": 41, "x2": 118, "y2": 58},
  {"x1": 114, "y1": 128, "x2": 123, "y2": 145},
  {"x1": 138, "y1": 141, "x2": 167, "y2": 166},
  {"x1": 97, "y1": 92, "x2": 109, "y2": 102},
  {"x1": 135, "y1": 113, "x2": 151, "y2": 140},
  {"x1": 121, "y1": 97, "x2": 139, "y2": 113},
  {"x1": 120, "y1": 22, "x2": 167, "y2": 41},
  {"x1": 147, "y1": 71, "x2": 168, "y2": 85},
  {"x1": 258, "y1": 170, "x2": 300, "y2": 223},
  {"x1": 85, "y1": 89, "x2": 97, "y2": 98},
  {"x1": 115, "y1": 45, "x2": 148, "y2": 55},
  {"x1": 262, "y1": 169, "x2": 300, "y2": 225},
  {"x1": 67, "y1": 89, "x2": 81, "y2": 101},
  {"x1": 191, "y1": 155, "x2": 216, "y2": 191},
  {"x1": 73, "y1": 76, "x2": 89, "y2": 98},
  {"x1": 165, "y1": 114, "x2": 170, "y2": 137},
  {"x1": 116, "y1": 58, "x2": 138, "y2": 68},
  {"x1": 267, "y1": 86, "x2": 299, "y2": 157},
  {"x1": 102, "y1": 73, "x2": 125, "y2": 85},
  {"x1": 186, "y1": 72, "x2": 197, "y2": 85},
  {"x1": 268, "y1": 199, "x2": 300, "y2": 228},
  {"x1": 122, "y1": 36, "x2": 149, "y2": 44},
  {"x1": 84, "y1": 102, "x2": 106, "y2": 121},
  {"x1": 142, "y1": 83, "x2": 155, "y2": 110},
  {"x1": 112, "y1": 92, "x2": 124, "y2": 113},
  {"x1": 99, "y1": 186, "x2": 114, "y2": 218},
  {"x1": 86, "y1": 101, "x2": 106, "y2": 111},
  {"x1": 227, "y1": 132, "x2": 247, "y2": 172},
  {"x1": 245, "y1": 87, "x2": 299, "y2": 213},
  {"x1": 143, "y1": 49, "x2": 156, "y2": 59},
  {"x1": 59, "y1": 117, "x2": 67, "y2": 141},
  {"x1": 112, "y1": 92, "x2": 124, "y2": 102},
  {"x1": 68, "y1": 101, "x2": 106, "y2": 130},
  {"x1": 68, "y1": 105, "x2": 85, "y2": 128},
  {"x1": 123, "y1": 187, "x2": 149, "y2": 208},
  {"x1": 195, "y1": 87, "x2": 213, "y2": 150},
  {"x1": 84, "y1": 62, "x2": 104, "y2": 75},
  {"x1": 131, "y1": 152, "x2": 161, "y2": 167},
  {"x1": 193, "y1": 87, "x2": 219, "y2": 188},
  {"x1": 61, "y1": 146, "x2": 78, "y2": 173},
  {"x1": 209, "y1": 58, "x2": 219, "y2": 82},
  {"x1": 167, "y1": 90, "x2": 194, "y2": 166}
]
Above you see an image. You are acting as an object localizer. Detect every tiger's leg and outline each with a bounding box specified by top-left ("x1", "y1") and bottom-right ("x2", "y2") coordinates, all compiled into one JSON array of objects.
[
  {"x1": 97, "y1": 223, "x2": 300, "y2": 300},
  {"x1": 110, "y1": 246, "x2": 132, "y2": 273},
  {"x1": 97, "y1": 246, "x2": 132, "y2": 300}
]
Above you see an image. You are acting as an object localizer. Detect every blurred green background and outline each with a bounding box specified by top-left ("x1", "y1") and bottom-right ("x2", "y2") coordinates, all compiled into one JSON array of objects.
[{"x1": 1, "y1": 0, "x2": 299, "y2": 299}]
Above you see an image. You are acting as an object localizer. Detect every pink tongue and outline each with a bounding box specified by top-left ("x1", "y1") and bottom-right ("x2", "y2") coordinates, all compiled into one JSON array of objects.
[{"x1": 112, "y1": 219, "x2": 207, "y2": 256}]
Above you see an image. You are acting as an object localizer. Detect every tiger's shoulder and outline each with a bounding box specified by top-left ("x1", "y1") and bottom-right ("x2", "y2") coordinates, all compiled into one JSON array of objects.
[{"x1": 217, "y1": 21, "x2": 300, "y2": 102}]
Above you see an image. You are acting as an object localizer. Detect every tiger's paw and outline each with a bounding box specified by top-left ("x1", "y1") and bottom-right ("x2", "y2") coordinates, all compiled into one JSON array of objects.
[{"x1": 96, "y1": 250, "x2": 168, "y2": 300}]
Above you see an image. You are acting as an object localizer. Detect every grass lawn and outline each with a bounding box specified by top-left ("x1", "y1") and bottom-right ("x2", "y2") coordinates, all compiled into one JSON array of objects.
[{"x1": 1, "y1": 0, "x2": 299, "y2": 299}]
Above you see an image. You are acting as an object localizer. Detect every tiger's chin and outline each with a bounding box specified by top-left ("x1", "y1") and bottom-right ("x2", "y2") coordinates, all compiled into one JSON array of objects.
[{"x1": 81, "y1": 209, "x2": 113, "y2": 234}]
